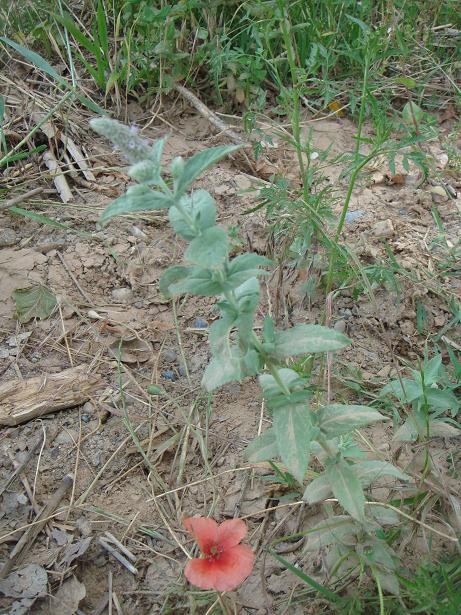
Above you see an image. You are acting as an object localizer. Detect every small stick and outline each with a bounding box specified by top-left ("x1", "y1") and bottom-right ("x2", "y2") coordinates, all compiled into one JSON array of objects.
[
  {"x1": 0, "y1": 473, "x2": 73, "y2": 579},
  {"x1": 0, "y1": 187, "x2": 44, "y2": 211},
  {"x1": 0, "y1": 431, "x2": 45, "y2": 497},
  {"x1": 56, "y1": 252, "x2": 93, "y2": 304},
  {"x1": 103, "y1": 531, "x2": 137, "y2": 562},
  {"x1": 98, "y1": 538, "x2": 138, "y2": 575},
  {"x1": 108, "y1": 570, "x2": 113, "y2": 615},
  {"x1": 173, "y1": 84, "x2": 249, "y2": 145}
]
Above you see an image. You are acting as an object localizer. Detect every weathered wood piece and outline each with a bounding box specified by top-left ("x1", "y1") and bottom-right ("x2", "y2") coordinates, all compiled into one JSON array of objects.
[{"x1": 0, "y1": 365, "x2": 102, "y2": 426}]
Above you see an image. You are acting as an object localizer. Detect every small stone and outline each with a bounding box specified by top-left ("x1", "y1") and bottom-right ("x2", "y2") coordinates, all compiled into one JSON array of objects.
[
  {"x1": 111, "y1": 287, "x2": 133, "y2": 303},
  {"x1": 400, "y1": 320, "x2": 415, "y2": 336},
  {"x1": 372, "y1": 219, "x2": 394, "y2": 238},
  {"x1": 0, "y1": 228, "x2": 17, "y2": 247},
  {"x1": 162, "y1": 370, "x2": 175, "y2": 381},
  {"x1": 130, "y1": 225, "x2": 147, "y2": 238},
  {"x1": 0, "y1": 348, "x2": 9, "y2": 359},
  {"x1": 234, "y1": 174, "x2": 252, "y2": 190},
  {"x1": 345, "y1": 210, "x2": 365, "y2": 223},
  {"x1": 334, "y1": 319, "x2": 346, "y2": 333},
  {"x1": 194, "y1": 318, "x2": 208, "y2": 329},
  {"x1": 178, "y1": 366, "x2": 186, "y2": 377},
  {"x1": 163, "y1": 349, "x2": 177, "y2": 363},
  {"x1": 214, "y1": 184, "x2": 229, "y2": 196},
  {"x1": 54, "y1": 429, "x2": 78, "y2": 445},
  {"x1": 81, "y1": 414, "x2": 91, "y2": 423}
]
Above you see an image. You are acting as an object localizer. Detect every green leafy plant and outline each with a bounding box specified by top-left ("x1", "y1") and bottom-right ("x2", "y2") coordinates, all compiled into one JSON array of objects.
[
  {"x1": 381, "y1": 354, "x2": 460, "y2": 442},
  {"x1": 91, "y1": 117, "x2": 414, "y2": 598}
]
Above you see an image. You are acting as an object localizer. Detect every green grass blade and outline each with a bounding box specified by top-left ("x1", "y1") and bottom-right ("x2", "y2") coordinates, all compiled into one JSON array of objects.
[
  {"x1": 54, "y1": 13, "x2": 96, "y2": 54},
  {"x1": 0, "y1": 37, "x2": 105, "y2": 114},
  {"x1": 269, "y1": 550, "x2": 340, "y2": 603},
  {"x1": 97, "y1": 0, "x2": 109, "y2": 61}
]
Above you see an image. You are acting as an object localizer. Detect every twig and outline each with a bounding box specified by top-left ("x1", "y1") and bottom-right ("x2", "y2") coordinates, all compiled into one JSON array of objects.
[
  {"x1": 56, "y1": 252, "x2": 93, "y2": 304},
  {"x1": 0, "y1": 430, "x2": 46, "y2": 497},
  {"x1": 99, "y1": 538, "x2": 138, "y2": 575},
  {"x1": 0, "y1": 187, "x2": 44, "y2": 211},
  {"x1": 0, "y1": 473, "x2": 73, "y2": 579},
  {"x1": 173, "y1": 84, "x2": 249, "y2": 145}
]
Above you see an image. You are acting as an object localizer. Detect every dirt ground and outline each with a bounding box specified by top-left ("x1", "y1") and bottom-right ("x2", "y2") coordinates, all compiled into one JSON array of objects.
[{"x1": 1, "y1": 106, "x2": 461, "y2": 614}]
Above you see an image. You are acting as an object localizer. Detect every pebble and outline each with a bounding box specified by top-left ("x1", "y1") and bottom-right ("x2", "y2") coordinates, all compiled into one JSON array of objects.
[
  {"x1": 111, "y1": 287, "x2": 133, "y2": 303},
  {"x1": 334, "y1": 319, "x2": 346, "y2": 333},
  {"x1": 54, "y1": 429, "x2": 78, "y2": 445},
  {"x1": 194, "y1": 318, "x2": 208, "y2": 329},
  {"x1": 162, "y1": 370, "x2": 175, "y2": 381},
  {"x1": 341, "y1": 308, "x2": 353, "y2": 319},
  {"x1": 163, "y1": 349, "x2": 177, "y2": 363},
  {"x1": 345, "y1": 210, "x2": 365, "y2": 223},
  {"x1": 372, "y1": 219, "x2": 394, "y2": 238},
  {"x1": 0, "y1": 228, "x2": 17, "y2": 247},
  {"x1": 81, "y1": 414, "x2": 91, "y2": 424},
  {"x1": 178, "y1": 366, "x2": 186, "y2": 377}
]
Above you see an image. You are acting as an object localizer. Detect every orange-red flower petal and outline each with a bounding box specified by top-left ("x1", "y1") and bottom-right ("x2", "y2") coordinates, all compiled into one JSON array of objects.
[
  {"x1": 185, "y1": 544, "x2": 255, "y2": 592},
  {"x1": 184, "y1": 517, "x2": 219, "y2": 554},
  {"x1": 217, "y1": 519, "x2": 248, "y2": 550}
]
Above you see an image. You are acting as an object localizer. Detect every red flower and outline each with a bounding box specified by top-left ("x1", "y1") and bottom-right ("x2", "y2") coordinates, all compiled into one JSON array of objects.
[{"x1": 184, "y1": 517, "x2": 255, "y2": 592}]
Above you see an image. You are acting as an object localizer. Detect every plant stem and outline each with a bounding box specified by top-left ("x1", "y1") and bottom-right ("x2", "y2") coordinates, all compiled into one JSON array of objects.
[{"x1": 325, "y1": 51, "x2": 370, "y2": 294}]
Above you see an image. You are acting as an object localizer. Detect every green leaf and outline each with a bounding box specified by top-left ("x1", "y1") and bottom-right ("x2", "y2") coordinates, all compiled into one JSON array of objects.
[
  {"x1": 429, "y1": 421, "x2": 461, "y2": 438},
  {"x1": 149, "y1": 135, "x2": 167, "y2": 166},
  {"x1": 174, "y1": 144, "x2": 242, "y2": 196},
  {"x1": 101, "y1": 185, "x2": 173, "y2": 222},
  {"x1": 185, "y1": 226, "x2": 229, "y2": 267},
  {"x1": 0, "y1": 37, "x2": 104, "y2": 114},
  {"x1": 381, "y1": 378, "x2": 422, "y2": 403},
  {"x1": 12, "y1": 285, "x2": 57, "y2": 323},
  {"x1": 353, "y1": 461, "x2": 410, "y2": 487},
  {"x1": 159, "y1": 265, "x2": 191, "y2": 299},
  {"x1": 425, "y1": 388, "x2": 459, "y2": 415},
  {"x1": 402, "y1": 101, "x2": 423, "y2": 126},
  {"x1": 225, "y1": 253, "x2": 271, "y2": 288},
  {"x1": 326, "y1": 460, "x2": 366, "y2": 522},
  {"x1": 318, "y1": 404, "x2": 387, "y2": 437},
  {"x1": 128, "y1": 160, "x2": 162, "y2": 185},
  {"x1": 168, "y1": 267, "x2": 223, "y2": 296},
  {"x1": 368, "y1": 505, "x2": 400, "y2": 526},
  {"x1": 273, "y1": 324, "x2": 350, "y2": 360},
  {"x1": 422, "y1": 355, "x2": 442, "y2": 384},
  {"x1": 304, "y1": 516, "x2": 358, "y2": 551},
  {"x1": 273, "y1": 404, "x2": 314, "y2": 483},
  {"x1": 303, "y1": 474, "x2": 333, "y2": 504},
  {"x1": 169, "y1": 189, "x2": 216, "y2": 239},
  {"x1": 202, "y1": 352, "x2": 241, "y2": 391},
  {"x1": 244, "y1": 429, "x2": 279, "y2": 462},
  {"x1": 376, "y1": 570, "x2": 400, "y2": 596}
]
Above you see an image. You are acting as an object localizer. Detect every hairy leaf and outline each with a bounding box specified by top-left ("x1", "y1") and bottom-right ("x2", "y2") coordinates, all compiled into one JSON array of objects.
[
  {"x1": 244, "y1": 429, "x2": 279, "y2": 462},
  {"x1": 101, "y1": 185, "x2": 173, "y2": 222},
  {"x1": 168, "y1": 267, "x2": 223, "y2": 296},
  {"x1": 303, "y1": 474, "x2": 333, "y2": 504},
  {"x1": 353, "y1": 461, "x2": 410, "y2": 487},
  {"x1": 318, "y1": 404, "x2": 387, "y2": 437},
  {"x1": 185, "y1": 226, "x2": 229, "y2": 267},
  {"x1": 273, "y1": 404, "x2": 314, "y2": 483},
  {"x1": 169, "y1": 190, "x2": 216, "y2": 239},
  {"x1": 273, "y1": 324, "x2": 350, "y2": 360},
  {"x1": 326, "y1": 460, "x2": 365, "y2": 522},
  {"x1": 159, "y1": 266, "x2": 191, "y2": 299},
  {"x1": 174, "y1": 144, "x2": 242, "y2": 196},
  {"x1": 304, "y1": 516, "x2": 358, "y2": 551}
]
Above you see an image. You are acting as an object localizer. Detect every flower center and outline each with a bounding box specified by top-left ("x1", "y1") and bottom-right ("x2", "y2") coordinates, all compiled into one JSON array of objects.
[{"x1": 206, "y1": 543, "x2": 224, "y2": 560}]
